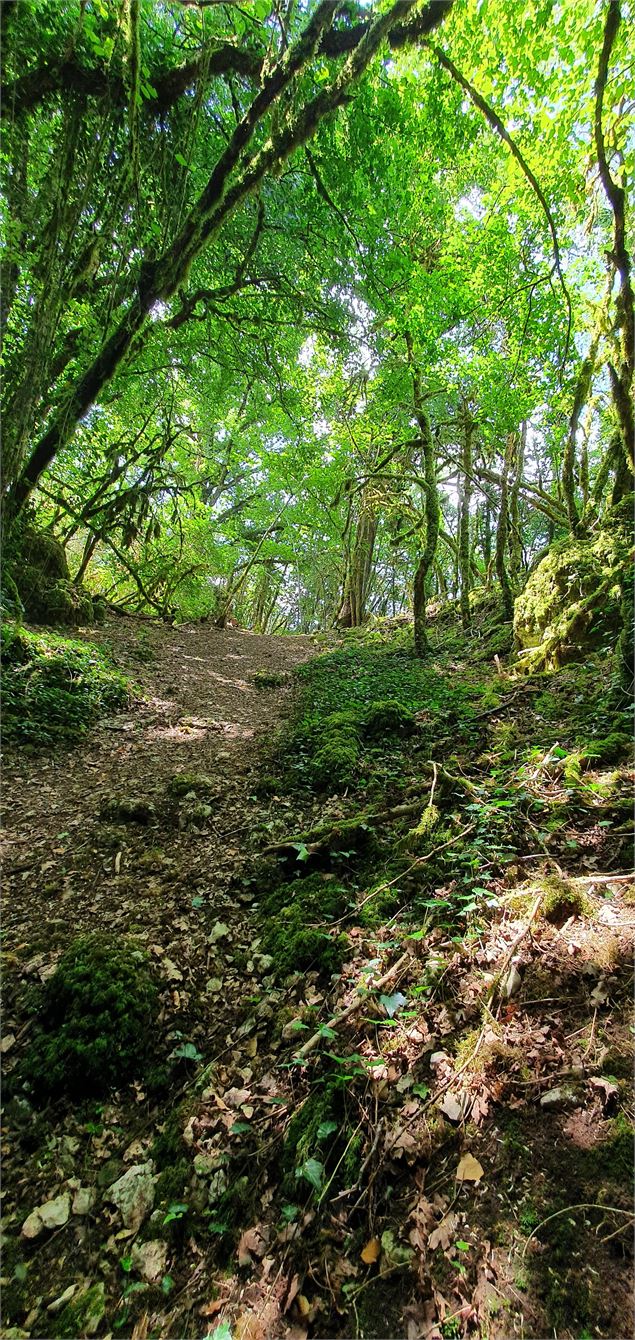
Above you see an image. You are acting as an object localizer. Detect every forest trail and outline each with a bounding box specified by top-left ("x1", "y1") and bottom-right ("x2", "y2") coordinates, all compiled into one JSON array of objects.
[
  {"x1": 2, "y1": 615, "x2": 633, "y2": 1340},
  {"x1": 2, "y1": 619, "x2": 316, "y2": 959}
]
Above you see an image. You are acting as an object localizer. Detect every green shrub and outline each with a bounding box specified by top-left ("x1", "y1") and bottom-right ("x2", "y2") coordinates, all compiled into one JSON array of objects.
[
  {"x1": 1, "y1": 623, "x2": 129, "y2": 745},
  {"x1": 21, "y1": 934, "x2": 158, "y2": 1099}
]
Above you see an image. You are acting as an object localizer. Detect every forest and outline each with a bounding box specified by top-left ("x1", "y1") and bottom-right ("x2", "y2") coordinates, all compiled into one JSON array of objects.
[{"x1": 0, "y1": 0, "x2": 633, "y2": 1338}]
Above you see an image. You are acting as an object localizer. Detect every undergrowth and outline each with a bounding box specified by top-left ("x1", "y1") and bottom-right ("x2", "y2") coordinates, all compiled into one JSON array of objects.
[{"x1": 1, "y1": 622, "x2": 130, "y2": 745}]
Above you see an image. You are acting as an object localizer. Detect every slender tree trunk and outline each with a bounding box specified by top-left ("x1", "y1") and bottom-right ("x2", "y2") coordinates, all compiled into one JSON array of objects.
[
  {"x1": 509, "y1": 420, "x2": 526, "y2": 586},
  {"x1": 405, "y1": 335, "x2": 439, "y2": 657},
  {"x1": 458, "y1": 398, "x2": 473, "y2": 631},
  {"x1": 495, "y1": 433, "x2": 515, "y2": 622}
]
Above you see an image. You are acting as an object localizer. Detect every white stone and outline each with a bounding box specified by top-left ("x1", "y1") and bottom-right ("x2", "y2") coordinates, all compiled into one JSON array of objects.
[{"x1": 106, "y1": 1163, "x2": 155, "y2": 1231}]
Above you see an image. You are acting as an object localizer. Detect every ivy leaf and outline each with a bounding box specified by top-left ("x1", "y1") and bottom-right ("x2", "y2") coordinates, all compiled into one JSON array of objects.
[
  {"x1": 295, "y1": 1157, "x2": 324, "y2": 1192},
  {"x1": 316, "y1": 1120, "x2": 338, "y2": 1141},
  {"x1": 379, "y1": 991, "x2": 407, "y2": 1018}
]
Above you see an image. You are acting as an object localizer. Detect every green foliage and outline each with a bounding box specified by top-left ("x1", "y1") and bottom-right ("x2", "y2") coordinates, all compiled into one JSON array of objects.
[
  {"x1": 281, "y1": 644, "x2": 471, "y2": 793},
  {"x1": 1, "y1": 623, "x2": 129, "y2": 746},
  {"x1": 21, "y1": 934, "x2": 158, "y2": 1099}
]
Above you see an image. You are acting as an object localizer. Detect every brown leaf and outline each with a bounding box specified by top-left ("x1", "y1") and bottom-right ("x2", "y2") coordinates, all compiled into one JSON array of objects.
[
  {"x1": 428, "y1": 1212, "x2": 458, "y2": 1252},
  {"x1": 456, "y1": 1152, "x2": 484, "y2": 1182},
  {"x1": 361, "y1": 1237, "x2": 381, "y2": 1264},
  {"x1": 237, "y1": 1224, "x2": 269, "y2": 1267}
]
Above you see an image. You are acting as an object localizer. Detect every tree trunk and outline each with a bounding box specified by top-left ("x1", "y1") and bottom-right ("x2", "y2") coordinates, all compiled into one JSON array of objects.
[
  {"x1": 458, "y1": 398, "x2": 473, "y2": 631},
  {"x1": 495, "y1": 433, "x2": 515, "y2": 622}
]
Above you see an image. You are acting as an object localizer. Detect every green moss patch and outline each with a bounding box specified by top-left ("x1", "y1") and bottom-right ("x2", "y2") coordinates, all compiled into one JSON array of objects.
[
  {"x1": 1, "y1": 622, "x2": 129, "y2": 746},
  {"x1": 259, "y1": 875, "x2": 350, "y2": 977},
  {"x1": 21, "y1": 934, "x2": 159, "y2": 1100}
]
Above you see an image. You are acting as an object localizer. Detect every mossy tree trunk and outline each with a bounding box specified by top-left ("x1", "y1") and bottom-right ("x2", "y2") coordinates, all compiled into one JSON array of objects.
[
  {"x1": 337, "y1": 503, "x2": 378, "y2": 627},
  {"x1": 509, "y1": 419, "x2": 526, "y2": 585},
  {"x1": 406, "y1": 334, "x2": 439, "y2": 657},
  {"x1": 594, "y1": 0, "x2": 634, "y2": 486}
]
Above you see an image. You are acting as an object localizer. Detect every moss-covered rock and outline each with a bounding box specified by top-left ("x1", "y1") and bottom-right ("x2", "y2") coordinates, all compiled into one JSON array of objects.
[
  {"x1": 21, "y1": 934, "x2": 158, "y2": 1099},
  {"x1": 514, "y1": 518, "x2": 631, "y2": 670},
  {"x1": 259, "y1": 876, "x2": 349, "y2": 978},
  {"x1": 100, "y1": 795, "x2": 156, "y2": 824},
  {"x1": 364, "y1": 699, "x2": 415, "y2": 738},
  {"x1": 167, "y1": 772, "x2": 217, "y2": 798},
  {"x1": 311, "y1": 731, "x2": 360, "y2": 790},
  {"x1": 10, "y1": 527, "x2": 99, "y2": 626}
]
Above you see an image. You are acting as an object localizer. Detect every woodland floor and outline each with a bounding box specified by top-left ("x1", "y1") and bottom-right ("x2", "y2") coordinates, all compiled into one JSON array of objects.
[{"x1": 1, "y1": 615, "x2": 634, "y2": 1340}]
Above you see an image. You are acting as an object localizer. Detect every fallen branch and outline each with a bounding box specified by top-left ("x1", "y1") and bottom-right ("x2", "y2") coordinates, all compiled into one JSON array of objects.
[{"x1": 295, "y1": 950, "x2": 411, "y2": 1059}]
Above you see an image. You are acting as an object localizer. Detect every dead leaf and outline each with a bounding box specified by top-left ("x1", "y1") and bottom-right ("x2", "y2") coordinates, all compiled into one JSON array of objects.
[
  {"x1": 238, "y1": 1224, "x2": 269, "y2": 1266},
  {"x1": 456, "y1": 1152, "x2": 484, "y2": 1182},
  {"x1": 361, "y1": 1237, "x2": 381, "y2": 1264},
  {"x1": 429, "y1": 1212, "x2": 458, "y2": 1252}
]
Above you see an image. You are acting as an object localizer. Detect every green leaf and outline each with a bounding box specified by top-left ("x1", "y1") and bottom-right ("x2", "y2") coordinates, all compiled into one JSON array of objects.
[
  {"x1": 316, "y1": 1119, "x2": 338, "y2": 1140},
  {"x1": 163, "y1": 1202, "x2": 189, "y2": 1225},
  {"x1": 379, "y1": 991, "x2": 407, "y2": 1018},
  {"x1": 295, "y1": 1157, "x2": 324, "y2": 1192},
  {"x1": 120, "y1": 1256, "x2": 133, "y2": 1273},
  {"x1": 161, "y1": 1274, "x2": 175, "y2": 1294}
]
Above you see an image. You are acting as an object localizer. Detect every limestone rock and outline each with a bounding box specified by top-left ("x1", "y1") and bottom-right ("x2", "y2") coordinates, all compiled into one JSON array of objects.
[
  {"x1": 22, "y1": 1192, "x2": 71, "y2": 1238},
  {"x1": 106, "y1": 1162, "x2": 155, "y2": 1230},
  {"x1": 131, "y1": 1238, "x2": 168, "y2": 1283}
]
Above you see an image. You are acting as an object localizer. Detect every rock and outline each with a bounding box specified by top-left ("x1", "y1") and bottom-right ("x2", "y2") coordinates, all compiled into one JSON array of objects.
[
  {"x1": 96, "y1": 1157, "x2": 124, "y2": 1188},
  {"x1": 207, "y1": 1168, "x2": 229, "y2": 1204},
  {"x1": 106, "y1": 1163, "x2": 155, "y2": 1231},
  {"x1": 540, "y1": 1085, "x2": 580, "y2": 1112},
  {"x1": 47, "y1": 1284, "x2": 78, "y2": 1314},
  {"x1": 54, "y1": 1282, "x2": 105, "y2": 1337},
  {"x1": 22, "y1": 1192, "x2": 71, "y2": 1238},
  {"x1": 131, "y1": 1238, "x2": 168, "y2": 1284},
  {"x1": 72, "y1": 1187, "x2": 95, "y2": 1216},
  {"x1": 100, "y1": 796, "x2": 155, "y2": 824}
]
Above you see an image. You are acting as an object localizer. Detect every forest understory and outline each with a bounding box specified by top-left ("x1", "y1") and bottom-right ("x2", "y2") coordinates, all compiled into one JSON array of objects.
[
  {"x1": 1, "y1": 604, "x2": 633, "y2": 1340},
  {"x1": 2, "y1": 0, "x2": 634, "y2": 1336}
]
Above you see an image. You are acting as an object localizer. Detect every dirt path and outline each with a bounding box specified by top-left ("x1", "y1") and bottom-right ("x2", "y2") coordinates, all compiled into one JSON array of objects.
[{"x1": 2, "y1": 619, "x2": 316, "y2": 959}]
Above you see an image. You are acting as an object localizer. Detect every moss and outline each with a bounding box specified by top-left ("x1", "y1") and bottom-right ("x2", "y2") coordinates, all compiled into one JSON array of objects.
[
  {"x1": 577, "y1": 1113, "x2": 634, "y2": 1187},
  {"x1": 1, "y1": 623, "x2": 129, "y2": 746},
  {"x1": 9, "y1": 527, "x2": 99, "y2": 626},
  {"x1": 514, "y1": 521, "x2": 630, "y2": 671},
  {"x1": 582, "y1": 731, "x2": 632, "y2": 765},
  {"x1": 251, "y1": 669, "x2": 286, "y2": 688},
  {"x1": 21, "y1": 934, "x2": 158, "y2": 1100},
  {"x1": 538, "y1": 875, "x2": 591, "y2": 924},
  {"x1": 364, "y1": 699, "x2": 415, "y2": 738},
  {"x1": 261, "y1": 906, "x2": 349, "y2": 978},
  {"x1": 282, "y1": 1083, "x2": 361, "y2": 1195},
  {"x1": 260, "y1": 875, "x2": 349, "y2": 977},
  {"x1": 50, "y1": 1283, "x2": 106, "y2": 1339},
  {"x1": 399, "y1": 803, "x2": 440, "y2": 854},
  {"x1": 311, "y1": 732, "x2": 360, "y2": 790},
  {"x1": 167, "y1": 772, "x2": 217, "y2": 798},
  {"x1": 100, "y1": 795, "x2": 156, "y2": 824}
]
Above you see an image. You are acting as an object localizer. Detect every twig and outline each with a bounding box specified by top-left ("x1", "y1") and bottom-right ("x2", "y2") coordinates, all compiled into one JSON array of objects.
[{"x1": 522, "y1": 1203, "x2": 633, "y2": 1258}]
